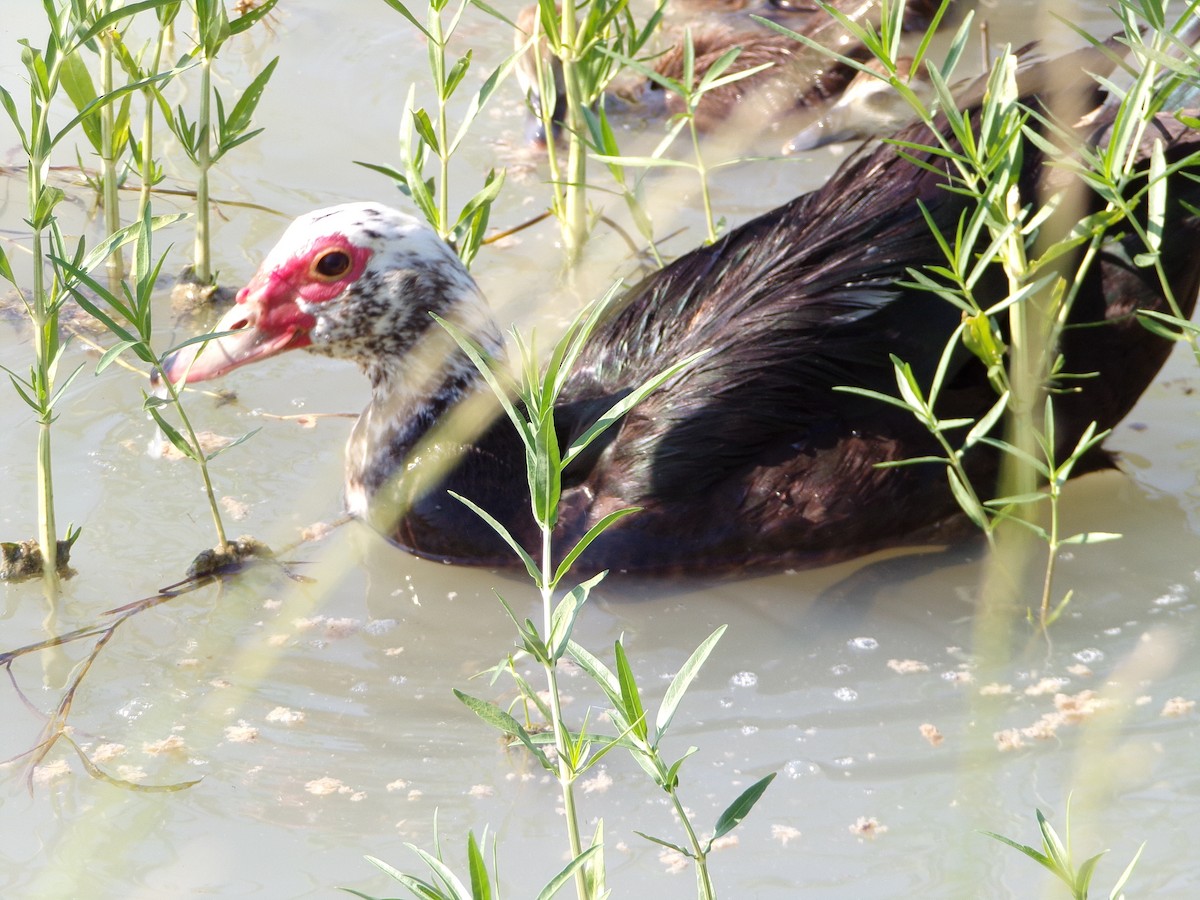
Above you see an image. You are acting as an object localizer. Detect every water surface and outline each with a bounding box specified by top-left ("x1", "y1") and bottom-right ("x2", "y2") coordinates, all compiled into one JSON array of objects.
[{"x1": 1, "y1": 1, "x2": 1199, "y2": 897}]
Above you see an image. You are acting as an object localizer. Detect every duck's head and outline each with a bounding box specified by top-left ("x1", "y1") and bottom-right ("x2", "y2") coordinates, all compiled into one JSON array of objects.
[
  {"x1": 160, "y1": 203, "x2": 495, "y2": 386},
  {"x1": 782, "y1": 57, "x2": 929, "y2": 153},
  {"x1": 514, "y1": 4, "x2": 566, "y2": 148}
]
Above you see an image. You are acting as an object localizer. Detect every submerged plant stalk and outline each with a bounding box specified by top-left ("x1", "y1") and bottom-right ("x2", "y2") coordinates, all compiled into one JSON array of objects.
[
  {"x1": 539, "y1": 525, "x2": 590, "y2": 900},
  {"x1": 29, "y1": 124, "x2": 60, "y2": 591},
  {"x1": 98, "y1": 4, "x2": 125, "y2": 285},
  {"x1": 559, "y1": 0, "x2": 588, "y2": 264},
  {"x1": 194, "y1": 55, "x2": 213, "y2": 285}
]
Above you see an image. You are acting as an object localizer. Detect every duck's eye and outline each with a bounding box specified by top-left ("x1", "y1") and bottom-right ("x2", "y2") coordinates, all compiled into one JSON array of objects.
[{"x1": 312, "y1": 249, "x2": 352, "y2": 280}]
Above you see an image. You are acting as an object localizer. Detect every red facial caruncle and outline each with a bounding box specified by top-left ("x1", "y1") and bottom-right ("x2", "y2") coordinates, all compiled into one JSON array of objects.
[{"x1": 159, "y1": 233, "x2": 374, "y2": 384}]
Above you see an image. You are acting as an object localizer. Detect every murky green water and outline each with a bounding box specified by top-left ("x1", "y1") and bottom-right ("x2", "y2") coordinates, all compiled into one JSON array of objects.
[{"x1": 2, "y1": 1, "x2": 1199, "y2": 897}]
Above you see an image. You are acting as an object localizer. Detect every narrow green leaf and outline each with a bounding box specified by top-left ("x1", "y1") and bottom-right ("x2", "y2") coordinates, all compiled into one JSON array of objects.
[
  {"x1": 353, "y1": 159, "x2": 408, "y2": 182},
  {"x1": 946, "y1": 467, "x2": 987, "y2": 530},
  {"x1": 406, "y1": 845, "x2": 472, "y2": 900},
  {"x1": 5, "y1": 371, "x2": 40, "y2": 412},
  {"x1": 1075, "y1": 850, "x2": 1107, "y2": 894},
  {"x1": 44, "y1": 361, "x2": 85, "y2": 413},
  {"x1": 59, "y1": 49, "x2": 101, "y2": 152},
  {"x1": 1036, "y1": 810, "x2": 1070, "y2": 875},
  {"x1": 220, "y1": 57, "x2": 278, "y2": 146},
  {"x1": 634, "y1": 831, "x2": 691, "y2": 856},
  {"x1": 564, "y1": 350, "x2": 707, "y2": 466},
  {"x1": 552, "y1": 507, "x2": 639, "y2": 587},
  {"x1": 466, "y1": 831, "x2": 491, "y2": 900},
  {"x1": 206, "y1": 427, "x2": 262, "y2": 461},
  {"x1": 161, "y1": 326, "x2": 248, "y2": 358},
  {"x1": 31, "y1": 185, "x2": 66, "y2": 229},
  {"x1": 451, "y1": 47, "x2": 526, "y2": 155},
  {"x1": 378, "y1": 0, "x2": 432, "y2": 39},
  {"x1": 51, "y1": 63, "x2": 191, "y2": 154},
  {"x1": 529, "y1": 403, "x2": 561, "y2": 527},
  {"x1": 964, "y1": 391, "x2": 1009, "y2": 449},
  {"x1": 656, "y1": 625, "x2": 726, "y2": 739},
  {"x1": 51, "y1": 261, "x2": 138, "y2": 342},
  {"x1": 96, "y1": 338, "x2": 142, "y2": 373},
  {"x1": 1109, "y1": 841, "x2": 1145, "y2": 899},
  {"x1": 363, "y1": 854, "x2": 441, "y2": 897},
  {"x1": 0, "y1": 243, "x2": 16, "y2": 286},
  {"x1": 412, "y1": 107, "x2": 441, "y2": 155},
  {"x1": 582, "y1": 820, "x2": 606, "y2": 899},
  {"x1": 447, "y1": 490, "x2": 540, "y2": 584},
  {"x1": 664, "y1": 747, "x2": 698, "y2": 790},
  {"x1": 454, "y1": 690, "x2": 552, "y2": 770},
  {"x1": 549, "y1": 571, "x2": 606, "y2": 660},
  {"x1": 453, "y1": 168, "x2": 506, "y2": 233},
  {"x1": 534, "y1": 845, "x2": 601, "y2": 900},
  {"x1": 149, "y1": 407, "x2": 199, "y2": 461},
  {"x1": 228, "y1": 0, "x2": 279, "y2": 34},
  {"x1": 985, "y1": 491, "x2": 1050, "y2": 507},
  {"x1": 444, "y1": 51, "x2": 472, "y2": 100},
  {"x1": 567, "y1": 640, "x2": 622, "y2": 708},
  {"x1": 981, "y1": 831, "x2": 1055, "y2": 869},
  {"x1": 711, "y1": 772, "x2": 776, "y2": 842},
  {"x1": 614, "y1": 640, "x2": 648, "y2": 743},
  {"x1": 588, "y1": 153, "x2": 692, "y2": 169},
  {"x1": 833, "y1": 384, "x2": 919, "y2": 411},
  {"x1": 73, "y1": 0, "x2": 184, "y2": 47},
  {"x1": 1059, "y1": 531, "x2": 1122, "y2": 546},
  {"x1": 547, "y1": 285, "x2": 620, "y2": 401},
  {"x1": 891, "y1": 356, "x2": 927, "y2": 412},
  {"x1": 0, "y1": 84, "x2": 28, "y2": 151},
  {"x1": 434, "y1": 314, "x2": 531, "y2": 449}
]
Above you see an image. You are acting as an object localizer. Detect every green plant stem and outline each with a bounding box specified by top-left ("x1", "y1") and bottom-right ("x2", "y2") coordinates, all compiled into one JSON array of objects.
[
  {"x1": 667, "y1": 790, "x2": 714, "y2": 899},
  {"x1": 29, "y1": 139, "x2": 59, "y2": 593},
  {"x1": 687, "y1": 117, "x2": 717, "y2": 245},
  {"x1": 138, "y1": 91, "x2": 155, "y2": 219},
  {"x1": 559, "y1": 0, "x2": 588, "y2": 264},
  {"x1": 156, "y1": 368, "x2": 229, "y2": 549},
  {"x1": 429, "y1": 11, "x2": 451, "y2": 236},
  {"x1": 35, "y1": 372, "x2": 59, "y2": 588},
  {"x1": 98, "y1": 5, "x2": 124, "y2": 286},
  {"x1": 540, "y1": 526, "x2": 589, "y2": 900},
  {"x1": 138, "y1": 22, "x2": 169, "y2": 218},
  {"x1": 194, "y1": 55, "x2": 213, "y2": 284},
  {"x1": 1038, "y1": 479, "x2": 1062, "y2": 625},
  {"x1": 997, "y1": 204, "x2": 1043, "y2": 560}
]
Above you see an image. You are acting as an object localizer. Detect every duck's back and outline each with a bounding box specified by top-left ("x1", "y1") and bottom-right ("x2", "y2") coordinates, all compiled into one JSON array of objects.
[{"x1": 548, "y1": 81, "x2": 1200, "y2": 571}]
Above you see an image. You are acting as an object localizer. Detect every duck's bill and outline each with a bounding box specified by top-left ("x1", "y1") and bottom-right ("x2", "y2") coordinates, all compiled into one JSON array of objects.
[
  {"x1": 157, "y1": 301, "x2": 308, "y2": 385},
  {"x1": 783, "y1": 122, "x2": 857, "y2": 154}
]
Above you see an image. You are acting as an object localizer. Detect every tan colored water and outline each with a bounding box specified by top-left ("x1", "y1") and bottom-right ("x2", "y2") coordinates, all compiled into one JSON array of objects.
[{"x1": 2, "y1": 1, "x2": 1199, "y2": 897}]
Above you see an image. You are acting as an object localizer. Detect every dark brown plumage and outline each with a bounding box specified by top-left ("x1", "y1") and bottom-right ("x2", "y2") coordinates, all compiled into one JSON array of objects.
[
  {"x1": 516, "y1": 0, "x2": 953, "y2": 142},
  {"x1": 162, "y1": 42, "x2": 1200, "y2": 574}
]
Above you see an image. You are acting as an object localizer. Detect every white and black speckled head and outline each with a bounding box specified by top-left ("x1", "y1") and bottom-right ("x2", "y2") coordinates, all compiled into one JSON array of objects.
[
  {"x1": 160, "y1": 202, "x2": 506, "y2": 518},
  {"x1": 162, "y1": 202, "x2": 502, "y2": 386}
]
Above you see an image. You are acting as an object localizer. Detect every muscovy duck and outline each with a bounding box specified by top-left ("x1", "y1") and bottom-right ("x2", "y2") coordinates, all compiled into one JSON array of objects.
[
  {"x1": 515, "y1": 0, "x2": 949, "y2": 143},
  {"x1": 782, "y1": 55, "x2": 932, "y2": 151},
  {"x1": 161, "y1": 45, "x2": 1200, "y2": 573}
]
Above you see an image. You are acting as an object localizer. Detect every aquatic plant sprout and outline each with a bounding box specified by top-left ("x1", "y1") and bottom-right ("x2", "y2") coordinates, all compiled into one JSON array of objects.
[
  {"x1": 363, "y1": 0, "x2": 519, "y2": 269},
  {"x1": 345, "y1": 293, "x2": 773, "y2": 899},
  {"x1": 165, "y1": 0, "x2": 280, "y2": 288},
  {"x1": 984, "y1": 801, "x2": 1145, "y2": 900},
  {"x1": 0, "y1": 0, "x2": 182, "y2": 587}
]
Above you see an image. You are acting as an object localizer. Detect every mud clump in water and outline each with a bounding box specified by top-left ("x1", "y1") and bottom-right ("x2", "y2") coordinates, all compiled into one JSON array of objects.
[
  {"x1": 186, "y1": 535, "x2": 273, "y2": 579},
  {"x1": 170, "y1": 267, "x2": 237, "y2": 311},
  {"x1": 0, "y1": 537, "x2": 78, "y2": 581}
]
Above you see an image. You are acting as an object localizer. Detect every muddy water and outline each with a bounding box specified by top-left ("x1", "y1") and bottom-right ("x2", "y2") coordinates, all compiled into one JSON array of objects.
[{"x1": 2, "y1": 1, "x2": 1199, "y2": 897}]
